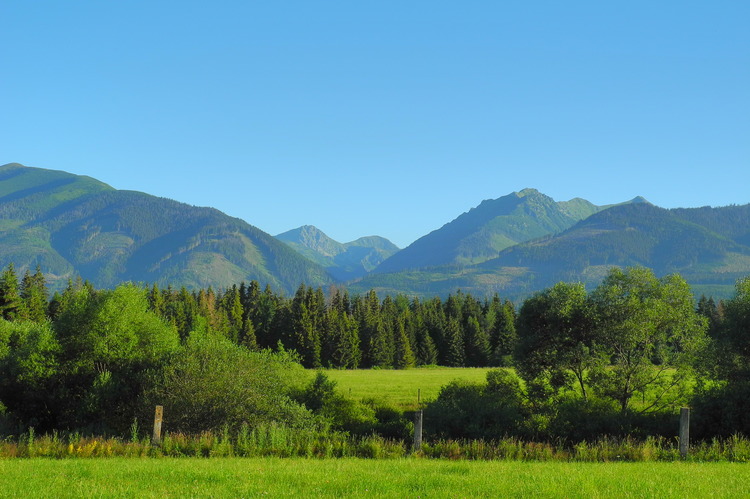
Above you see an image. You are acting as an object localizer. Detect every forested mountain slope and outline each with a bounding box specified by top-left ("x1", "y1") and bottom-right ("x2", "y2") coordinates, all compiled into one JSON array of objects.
[
  {"x1": 276, "y1": 225, "x2": 399, "y2": 281},
  {"x1": 353, "y1": 202, "x2": 750, "y2": 300},
  {"x1": 0, "y1": 163, "x2": 334, "y2": 292},
  {"x1": 372, "y1": 188, "x2": 604, "y2": 273}
]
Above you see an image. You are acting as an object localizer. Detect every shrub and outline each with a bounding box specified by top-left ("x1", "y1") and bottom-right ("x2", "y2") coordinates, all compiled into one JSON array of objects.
[{"x1": 145, "y1": 334, "x2": 315, "y2": 433}]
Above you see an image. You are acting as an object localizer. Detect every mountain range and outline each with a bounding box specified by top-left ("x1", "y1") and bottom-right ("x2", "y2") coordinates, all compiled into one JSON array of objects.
[
  {"x1": 275, "y1": 225, "x2": 399, "y2": 281},
  {"x1": 2, "y1": 162, "x2": 749, "y2": 299},
  {"x1": 0, "y1": 163, "x2": 333, "y2": 294}
]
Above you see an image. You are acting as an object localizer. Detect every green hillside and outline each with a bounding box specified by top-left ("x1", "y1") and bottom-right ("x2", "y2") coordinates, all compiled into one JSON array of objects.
[
  {"x1": 352, "y1": 202, "x2": 750, "y2": 300},
  {"x1": 0, "y1": 163, "x2": 334, "y2": 292},
  {"x1": 373, "y1": 188, "x2": 602, "y2": 273},
  {"x1": 4, "y1": 163, "x2": 748, "y2": 299}
]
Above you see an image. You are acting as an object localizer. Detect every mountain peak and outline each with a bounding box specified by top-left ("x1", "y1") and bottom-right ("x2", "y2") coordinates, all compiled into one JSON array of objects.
[
  {"x1": 275, "y1": 226, "x2": 398, "y2": 281},
  {"x1": 517, "y1": 188, "x2": 541, "y2": 197}
]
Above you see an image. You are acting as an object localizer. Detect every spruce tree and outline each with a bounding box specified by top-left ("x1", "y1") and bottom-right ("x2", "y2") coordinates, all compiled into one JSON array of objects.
[
  {"x1": 465, "y1": 315, "x2": 491, "y2": 366},
  {"x1": 0, "y1": 264, "x2": 22, "y2": 321},
  {"x1": 290, "y1": 285, "x2": 322, "y2": 368},
  {"x1": 393, "y1": 318, "x2": 416, "y2": 369},
  {"x1": 445, "y1": 317, "x2": 465, "y2": 367},
  {"x1": 20, "y1": 266, "x2": 48, "y2": 323}
]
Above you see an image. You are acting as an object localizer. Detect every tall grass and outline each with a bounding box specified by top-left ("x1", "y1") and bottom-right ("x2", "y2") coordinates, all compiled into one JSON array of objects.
[{"x1": 3, "y1": 426, "x2": 750, "y2": 462}]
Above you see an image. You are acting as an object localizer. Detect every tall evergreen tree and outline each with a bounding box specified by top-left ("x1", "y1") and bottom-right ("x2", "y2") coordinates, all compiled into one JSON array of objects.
[
  {"x1": 290, "y1": 285, "x2": 322, "y2": 367},
  {"x1": 368, "y1": 319, "x2": 394, "y2": 368},
  {"x1": 322, "y1": 307, "x2": 361, "y2": 368},
  {"x1": 220, "y1": 285, "x2": 245, "y2": 343},
  {"x1": 0, "y1": 264, "x2": 23, "y2": 321},
  {"x1": 422, "y1": 297, "x2": 447, "y2": 363},
  {"x1": 488, "y1": 296, "x2": 517, "y2": 366},
  {"x1": 464, "y1": 315, "x2": 491, "y2": 367},
  {"x1": 148, "y1": 283, "x2": 165, "y2": 316},
  {"x1": 393, "y1": 318, "x2": 416, "y2": 369},
  {"x1": 445, "y1": 317, "x2": 465, "y2": 367},
  {"x1": 20, "y1": 266, "x2": 48, "y2": 323}
]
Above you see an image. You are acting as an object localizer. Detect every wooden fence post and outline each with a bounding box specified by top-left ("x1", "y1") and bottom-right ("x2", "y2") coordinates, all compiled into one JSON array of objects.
[
  {"x1": 413, "y1": 409, "x2": 423, "y2": 451},
  {"x1": 153, "y1": 405, "x2": 163, "y2": 446},
  {"x1": 679, "y1": 407, "x2": 690, "y2": 459}
]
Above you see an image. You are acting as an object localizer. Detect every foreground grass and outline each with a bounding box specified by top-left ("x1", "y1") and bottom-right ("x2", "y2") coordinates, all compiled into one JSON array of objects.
[
  {"x1": 1, "y1": 458, "x2": 749, "y2": 498},
  {"x1": 324, "y1": 367, "x2": 493, "y2": 409}
]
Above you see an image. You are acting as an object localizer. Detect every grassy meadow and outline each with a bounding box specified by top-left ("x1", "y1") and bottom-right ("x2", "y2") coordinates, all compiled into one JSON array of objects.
[
  {"x1": 2, "y1": 458, "x2": 749, "y2": 498},
  {"x1": 323, "y1": 367, "x2": 494, "y2": 410}
]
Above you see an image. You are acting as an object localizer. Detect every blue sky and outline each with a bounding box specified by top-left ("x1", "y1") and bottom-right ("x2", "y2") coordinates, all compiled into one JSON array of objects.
[{"x1": 2, "y1": 1, "x2": 748, "y2": 248}]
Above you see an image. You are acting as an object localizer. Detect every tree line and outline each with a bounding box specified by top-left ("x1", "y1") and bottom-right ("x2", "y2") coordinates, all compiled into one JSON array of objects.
[{"x1": 1, "y1": 262, "x2": 749, "y2": 440}]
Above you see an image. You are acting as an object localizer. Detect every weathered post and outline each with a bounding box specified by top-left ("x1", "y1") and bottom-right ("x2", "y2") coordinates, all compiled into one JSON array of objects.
[
  {"x1": 153, "y1": 405, "x2": 163, "y2": 446},
  {"x1": 413, "y1": 409, "x2": 423, "y2": 451},
  {"x1": 679, "y1": 407, "x2": 690, "y2": 459}
]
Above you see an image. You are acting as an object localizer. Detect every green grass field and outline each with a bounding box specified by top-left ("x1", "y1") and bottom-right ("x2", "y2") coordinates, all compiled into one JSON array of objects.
[
  {"x1": 1, "y1": 458, "x2": 748, "y2": 498},
  {"x1": 323, "y1": 367, "x2": 493, "y2": 409}
]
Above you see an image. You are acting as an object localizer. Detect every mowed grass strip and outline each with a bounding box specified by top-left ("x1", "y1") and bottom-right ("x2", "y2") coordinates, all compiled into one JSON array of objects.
[
  {"x1": 2, "y1": 458, "x2": 750, "y2": 498},
  {"x1": 323, "y1": 367, "x2": 493, "y2": 409}
]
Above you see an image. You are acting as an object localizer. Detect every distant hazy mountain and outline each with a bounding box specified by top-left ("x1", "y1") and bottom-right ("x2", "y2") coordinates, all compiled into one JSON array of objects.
[
  {"x1": 0, "y1": 163, "x2": 334, "y2": 293},
  {"x1": 276, "y1": 225, "x2": 399, "y2": 281},
  {"x1": 373, "y1": 188, "x2": 605, "y2": 273},
  {"x1": 351, "y1": 201, "x2": 750, "y2": 300}
]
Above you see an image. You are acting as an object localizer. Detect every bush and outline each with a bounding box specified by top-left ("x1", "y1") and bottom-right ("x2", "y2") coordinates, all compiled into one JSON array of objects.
[
  {"x1": 424, "y1": 370, "x2": 527, "y2": 440},
  {"x1": 692, "y1": 382, "x2": 750, "y2": 439},
  {"x1": 146, "y1": 334, "x2": 316, "y2": 433},
  {"x1": 293, "y1": 372, "x2": 378, "y2": 435}
]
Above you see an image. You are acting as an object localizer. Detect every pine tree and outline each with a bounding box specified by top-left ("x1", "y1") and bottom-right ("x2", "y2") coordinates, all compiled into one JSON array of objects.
[
  {"x1": 422, "y1": 297, "x2": 447, "y2": 363},
  {"x1": 464, "y1": 316, "x2": 490, "y2": 366},
  {"x1": 393, "y1": 318, "x2": 416, "y2": 369},
  {"x1": 20, "y1": 266, "x2": 48, "y2": 323},
  {"x1": 445, "y1": 317, "x2": 465, "y2": 367},
  {"x1": 240, "y1": 318, "x2": 258, "y2": 350},
  {"x1": 255, "y1": 284, "x2": 281, "y2": 348},
  {"x1": 220, "y1": 285, "x2": 245, "y2": 343},
  {"x1": 148, "y1": 283, "x2": 165, "y2": 316},
  {"x1": 491, "y1": 299, "x2": 517, "y2": 366},
  {"x1": 322, "y1": 307, "x2": 361, "y2": 368},
  {"x1": 368, "y1": 319, "x2": 394, "y2": 368},
  {"x1": 0, "y1": 264, "x2": 22, "y2": 321},
  {"x1": 290, "y1": 285, "x2": 322, "y2": 367}
]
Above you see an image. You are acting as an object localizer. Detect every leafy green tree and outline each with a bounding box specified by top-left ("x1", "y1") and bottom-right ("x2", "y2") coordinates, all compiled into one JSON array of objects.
[
  {"x1": 515, "y1": 282, "x2": 599, "y2": 401},
  {"x1": 691, "y1": 278, "x2": 750, "y2": 438},
  {"x1": 0, "y1": 319, "x2": 60, "y2": 431},
  {"x1": 53, "y1": 283, "x2": 180, "y2": 432},
  {"x1": 706, "y1": 277, "x2": 750, "y2": 382},
  {"x1": 588, "y1": 267, "x2": 708, "y2": 412}
]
